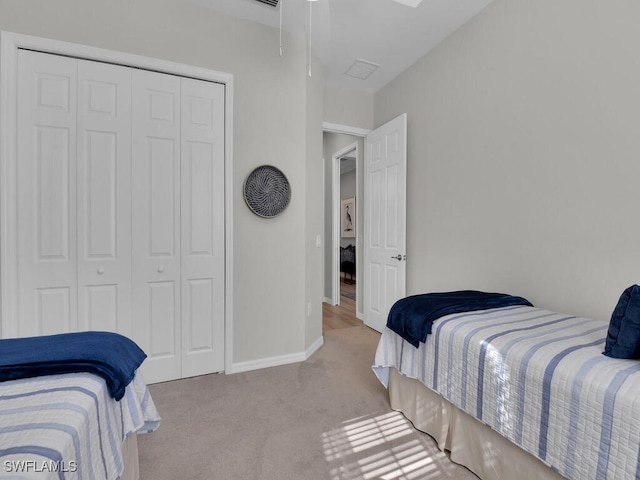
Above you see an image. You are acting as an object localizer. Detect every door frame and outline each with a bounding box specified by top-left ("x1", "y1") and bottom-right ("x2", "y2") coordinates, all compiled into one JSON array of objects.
[
  {"x1": 331, "y1": 142, "x2": 358, "y2": 306},
  {"x1": 323, "y1": 122, "x2": 370, "y2": 320},
  {"x1": 0, "y1": 31, "x2": 235, "y2": 373}
]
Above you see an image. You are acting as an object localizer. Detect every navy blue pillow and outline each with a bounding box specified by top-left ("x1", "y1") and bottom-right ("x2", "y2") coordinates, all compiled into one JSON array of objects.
[{"x1": 604, "y1": 285, "x2": 640, "y2": 359}]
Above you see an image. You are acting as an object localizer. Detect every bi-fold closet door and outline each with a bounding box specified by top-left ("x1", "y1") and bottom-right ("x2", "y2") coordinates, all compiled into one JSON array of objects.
[{"x1": 16, "y1": 49, "x2": 225, "y2": 383}]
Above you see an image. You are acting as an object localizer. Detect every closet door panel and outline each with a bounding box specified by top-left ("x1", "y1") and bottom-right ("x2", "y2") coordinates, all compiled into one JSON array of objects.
[
  {"x1": 132, "y1": 69, "x2": 181, "y2": 383},
  {"x1": 16, "y1": 50, "x2": 78, "y2": 337},
  {"x1": 84, "y1": 285, "x2": 118, "y2": 332},
  {"x1": 77, "y1": 60, "x2": 132, "y2": 335},
  {"x1": 148, "y1": 282, "x2": 177, "y2": 353},
  {"x1": 180, "y1": 78, "x2": 225, "y2": 377},
  {"x1": 148, "y1": 137, "x2": 177, "y2": 255}
]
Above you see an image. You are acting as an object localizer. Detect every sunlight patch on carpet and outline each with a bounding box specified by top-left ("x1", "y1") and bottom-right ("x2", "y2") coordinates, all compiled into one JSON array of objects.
[{"x1": 322, "y1": 411, "x2": 457, "y2": 479}]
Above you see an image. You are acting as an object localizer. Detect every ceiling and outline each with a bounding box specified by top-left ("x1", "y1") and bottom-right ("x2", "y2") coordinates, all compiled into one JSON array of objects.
[
  {"x1": 187, "y1": 0, "x2": 495, "y2": 93},
  {"x1": 340, "y1": 155, "x2": 356, "y2": 174}
]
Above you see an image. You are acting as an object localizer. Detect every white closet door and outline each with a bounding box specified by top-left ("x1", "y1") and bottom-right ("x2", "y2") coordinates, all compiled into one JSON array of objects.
[
  {"x1": 16, "y1": 50, "x2": 78, "y2": 337},
  {"x1": 132, "y1": 69, "x2": 182, "y2": 383},
  {"x1": 77, "y1": 60, "x2": 133, "y2": 336},
  {"x1": 180, "y1": 78, "x2": 225, "y2": 377},
  {"x1": 12, "y1": 49, "x2": 226, "y2": 381}
]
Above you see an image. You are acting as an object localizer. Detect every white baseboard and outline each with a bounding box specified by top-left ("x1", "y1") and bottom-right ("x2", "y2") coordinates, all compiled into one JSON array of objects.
[
  {"x1": 230, "y1": 335, "x2": 324, "y2": 374},
  {"x1": 305, "y1": 335, "x2": 324, "y2": 359},
  {"x1": 323, "y1": 296, "x2": 336, "y2": 305}
]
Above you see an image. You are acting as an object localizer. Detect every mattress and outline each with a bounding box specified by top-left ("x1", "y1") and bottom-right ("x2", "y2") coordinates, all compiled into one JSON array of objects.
[
  {"x1": 0, "y1": 372, "x2": 160, "y2": 479},
  {"x1": 373, "y1": 305, "x2": 640, "y2": 480}
]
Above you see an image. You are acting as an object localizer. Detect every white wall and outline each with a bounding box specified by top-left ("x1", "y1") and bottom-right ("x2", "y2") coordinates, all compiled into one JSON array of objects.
[
  {"x1": 324, "y1": 85, "x2": 374, "y2": 130},
  {"x1": 0, "y1": 0, "x2": 323, "y2": 367},
  {"x1": 304, "y1": 52, "x2": 325, "y2": 350},
  {"x1": 374, "y1": 0, "x2": 640, "y2": 322}
]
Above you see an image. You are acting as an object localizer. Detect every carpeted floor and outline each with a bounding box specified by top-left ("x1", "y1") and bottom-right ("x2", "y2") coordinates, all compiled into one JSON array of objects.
[{"x1": 137, "y1": 325, "x2": 478, "y2": 480}]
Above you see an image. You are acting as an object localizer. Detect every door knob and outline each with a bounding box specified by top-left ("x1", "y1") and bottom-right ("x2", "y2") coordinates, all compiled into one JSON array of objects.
[
  {"x1": 391, "y1": 254, "x2": 402, "y2": 261},
  {"x1": 157, "y1": 266, "x2": 165, "y2": 273},
  {"x1": 97, "y1": 267, "x2": 105, "y2": 274}
]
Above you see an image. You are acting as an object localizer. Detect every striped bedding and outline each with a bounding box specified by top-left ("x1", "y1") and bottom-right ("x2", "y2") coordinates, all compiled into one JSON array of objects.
[
  {"x1": 373, "y1": 305, "x2": 640, "y2": 480},
  {"x1": 0, "y1": 372, "x2": 160, "y2": 479}
]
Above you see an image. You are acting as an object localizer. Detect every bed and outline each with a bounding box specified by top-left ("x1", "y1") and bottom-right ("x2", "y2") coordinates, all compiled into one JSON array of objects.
[
  {"x1": 0, "y1": 332, "x2": 160, "y2": 480},
  {"x1": 372, "y1": 291, "x2": 640, "y2": 480}
]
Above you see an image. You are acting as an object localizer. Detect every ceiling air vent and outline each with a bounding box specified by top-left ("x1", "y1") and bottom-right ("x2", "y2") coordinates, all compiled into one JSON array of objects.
[
  {"x1": 255, "y1": 0, "x2": 279, "y2": 6},
  {"x1": 344, "y1": 59, "x2": 380, "y2": 80}
]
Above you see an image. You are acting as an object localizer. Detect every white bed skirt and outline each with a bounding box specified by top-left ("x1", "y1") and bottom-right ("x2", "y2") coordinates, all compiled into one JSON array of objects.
[
  {"x1": 388, "y1": 368, "x2": 567, "y2": 480},
  {"x1": 121, "y1": 434, "x2": 140, "y2": 480}
]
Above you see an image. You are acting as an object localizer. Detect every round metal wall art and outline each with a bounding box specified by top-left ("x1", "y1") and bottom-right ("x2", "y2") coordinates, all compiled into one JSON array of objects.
[{"x1": 243, "y1": 165, "x2": 291, "y2": 218}]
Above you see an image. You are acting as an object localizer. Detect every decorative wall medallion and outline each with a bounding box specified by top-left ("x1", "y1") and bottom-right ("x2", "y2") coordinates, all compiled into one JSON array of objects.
[{"x1": 243, "y1": 165, "x2": 291, "y2": 218}]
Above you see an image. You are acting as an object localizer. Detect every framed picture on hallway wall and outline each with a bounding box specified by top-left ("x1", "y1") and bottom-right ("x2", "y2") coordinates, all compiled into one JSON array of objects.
[{"x1": 341, "y1": 197, "x2": 356, "y2": 238}]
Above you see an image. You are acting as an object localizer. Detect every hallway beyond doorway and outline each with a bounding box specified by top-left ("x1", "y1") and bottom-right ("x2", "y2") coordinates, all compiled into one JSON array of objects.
[{"x1": 322, "y1": 278, "x2": 362, "y2": 334}]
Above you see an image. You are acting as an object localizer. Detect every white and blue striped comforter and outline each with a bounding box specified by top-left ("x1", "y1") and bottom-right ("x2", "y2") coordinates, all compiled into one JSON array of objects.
[
  {"x1": 0, "y1": 372, "x2": 160, "y2": 479},
  {"x1": 373, "y1": 305, "x2": 640, "y2": 480}
]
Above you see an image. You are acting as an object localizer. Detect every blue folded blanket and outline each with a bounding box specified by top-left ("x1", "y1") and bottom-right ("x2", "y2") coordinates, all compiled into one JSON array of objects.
[
  {"x1": 0, "y1": 331, "x2": 147, "y2": 400},
  {"x1": 387, "y1": 290, "x2": 533, "y2": 347}
]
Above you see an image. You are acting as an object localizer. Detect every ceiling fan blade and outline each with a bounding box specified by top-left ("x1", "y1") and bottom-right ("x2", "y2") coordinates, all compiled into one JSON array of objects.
[
  {"x1": 255, "y1": 0, "x2": 279, "y2": 6},
  {"x1": 390, "y1": 0, "x2": 424, "y2": 7}
]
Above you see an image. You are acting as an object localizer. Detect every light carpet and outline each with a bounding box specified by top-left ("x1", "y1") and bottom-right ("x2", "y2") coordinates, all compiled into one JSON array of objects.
[{"x1": 138, "y1": 325, "x2": 478, "y2": 480}]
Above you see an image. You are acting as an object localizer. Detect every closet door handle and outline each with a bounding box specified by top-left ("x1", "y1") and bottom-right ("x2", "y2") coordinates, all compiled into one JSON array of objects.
[
  {"x1": 157, "y1": 266, "x2": 165, "y2": 273},
  {"x1": 97, "y1": 267, "x2": 105, "y2": 274}
]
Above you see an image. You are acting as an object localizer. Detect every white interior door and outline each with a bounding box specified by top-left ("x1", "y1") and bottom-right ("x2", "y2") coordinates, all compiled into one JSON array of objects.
[
  {"x1": 77, "y1": 59, "x2": 133, "y2": 337},
  {"x1": 131, "y1": 69, "x2": 182, "y2": 383},
  {"x1": 364, "y1": 113, "x2": 407, "y2": 332},
  {"x1": 180, "y1": 77, "x2": 226, "y2": 376},
  {"x1": 16, "y1": 50, "x2": 79, "y2": 338}
]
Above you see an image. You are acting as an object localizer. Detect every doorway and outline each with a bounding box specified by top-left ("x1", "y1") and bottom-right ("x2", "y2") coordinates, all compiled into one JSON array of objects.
[
  {"x1": 335, "y1": 146, "x2": 358, "y2": 309},
  {"x1": 322, "y1": 140, "x2": 361, "y2": 333},
  {"x1": 322, "y1": 127, "x2": 365, "y2": 332}
]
